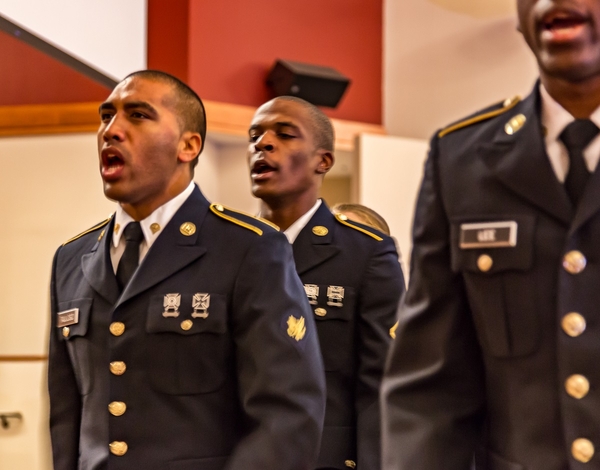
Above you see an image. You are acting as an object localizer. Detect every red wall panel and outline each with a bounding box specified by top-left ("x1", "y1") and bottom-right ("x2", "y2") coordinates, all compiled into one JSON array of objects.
[
  {"x1": 0, "y1": 30, "x2": 110, "y2": 106},
  {"x1": 150, "y1": 0, "x2": 382, "y2": 124}
]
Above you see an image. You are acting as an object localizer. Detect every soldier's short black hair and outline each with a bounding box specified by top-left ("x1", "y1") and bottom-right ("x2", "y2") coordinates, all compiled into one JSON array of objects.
[
  {"x1": 124, "y1": 70, "x2": 206, "y2": 164},
  {"x1": 273, "y1": 96, "x2": 334, "y2": 152}
]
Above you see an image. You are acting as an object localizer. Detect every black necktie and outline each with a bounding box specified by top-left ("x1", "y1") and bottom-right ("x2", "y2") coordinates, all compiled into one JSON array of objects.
[
  {"x1": 559, "y1": 119, "x2": 599, "y2": 205},
  {"x1": 116, "y1": 222, "x2": 144, "y2": 291}
]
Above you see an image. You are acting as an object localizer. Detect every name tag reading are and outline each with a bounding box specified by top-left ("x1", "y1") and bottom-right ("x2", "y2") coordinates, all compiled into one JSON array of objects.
[
  {"x1": 459, "y1": 221, "x2": 517, "y2": 249},
  {"x1": 57, "y1": 308, "x2": 79, "y2": 328}
]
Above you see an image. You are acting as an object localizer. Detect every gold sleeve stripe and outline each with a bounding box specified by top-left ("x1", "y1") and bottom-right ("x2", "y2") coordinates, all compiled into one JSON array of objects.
[
  {"x1": 62, "y1": 217, "x2": 112, "y2": 246},
  {"x1": 438, "y1": 95, "x2": 521, "y2": 138},
  {"x1": 334, "y1": 213, "x2": 383, "y2": 241},
  {"x1": 210, "y1": 204, "x2": 263, "y2": 236}
]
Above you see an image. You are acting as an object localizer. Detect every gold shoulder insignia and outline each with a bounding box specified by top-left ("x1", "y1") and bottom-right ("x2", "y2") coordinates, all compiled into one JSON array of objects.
[
  {"x1": 62, "y1": 216, "x2": 112, "y2": 246},
  {"x1": 287, "y1": 315, "x2": 306, "y2": 342},
  {"x1": 438, "y1": 95, "x2": 522, "y2": 138},
  {"x1": 390, "y1": 321, "x2": 398, "y2": 339},
  {"x1": 334, "y1": 213, "x2": 383, "y2": 241},
  {"x1": 210, "y1": 203, "x2": 280, "y2": 236}
]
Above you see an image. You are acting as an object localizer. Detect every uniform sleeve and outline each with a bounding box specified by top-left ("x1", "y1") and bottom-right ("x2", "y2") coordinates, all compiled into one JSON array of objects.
[
  {"x1": 226, "y1": 231, "x2": 326, "y2": 470},
  {"x1": 355, "y1": 235, "x2": 405, "y2": 470},
  {"x1": 48, "y1": 247, "x2": 82, "y2": 470},
  {"x1": 381, "y1": 136, "x2": 486, "y2": 470}
]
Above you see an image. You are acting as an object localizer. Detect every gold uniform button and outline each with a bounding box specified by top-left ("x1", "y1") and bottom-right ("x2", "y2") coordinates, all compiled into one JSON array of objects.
[
  {"x1": 314, "y1": 308, "x2": 327, "y2": 317},
  {"x1": 562, "y1": 313, "x2": 587, "y2": 337},
  {"x1": 108, "y1": 401, "x2": 127, "y2": 416},
  {"x1": 110, "y1": 361, "x2": 126, "y2": 376},
  {"x1": 180, "y1": 222, "x2": 196, "y2": 236},
  {"x1": 312, "y1": 226, "x2": 328, "y2": 236},
  {"x1": 477, "y1": 254, "x2": 493, "y2": 272},
  {"x1": 563, "y1": 251, "x2": 587, "y2": 274},
  {"x1": 572, "y1": 438, "x2": 595, "y2": 463},
  {"x1": 181, "y1": 319, "x2": 193, "y2": 331},
  {"x1": 109, "y1": 441, "x2": 128, "y2": 456},
  {"x1": 566, "y1": 375, "x2": 590, "y2": 399},
  {"x1": 109, "y1": 322, "x2": 125, "y2": 336},
  {"x1": 62, "y1": 327, "x2": 70, "y2": 338},
  {"x1": 345, "y1": 460, "x2": 356, "y2": 469}
]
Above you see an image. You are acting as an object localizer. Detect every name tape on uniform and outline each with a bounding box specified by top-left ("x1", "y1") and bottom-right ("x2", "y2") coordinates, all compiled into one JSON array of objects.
[
  {"x1": 57, "y1": 308, "x2": 79, "y2": 328},
  {"x1": 459, "y1": 221, "x2": 517, "y2": 249}
]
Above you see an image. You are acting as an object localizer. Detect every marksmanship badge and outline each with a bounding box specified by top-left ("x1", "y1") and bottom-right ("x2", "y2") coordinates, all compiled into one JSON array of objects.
[
  {"x1": 327, "y1": 286, "x2": 344, "y2": 307},
  {"x1": 192, "y1": 293, "x2": 210, "y2": 319},
  {"x1": 287, "y1": 316, "x2": 306, "y2": 342},
  {"x1": 162, "y1": 293, "x2": 181, "y2": 318},
  {"x1": 304, "y1": 284, "x2": 319, "y2": 305}
]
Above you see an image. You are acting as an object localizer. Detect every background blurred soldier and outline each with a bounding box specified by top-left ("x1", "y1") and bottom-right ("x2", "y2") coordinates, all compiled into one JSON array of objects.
[
  {"x1": 383, "y1": 0, "x2": 600, "y2": 468},
  {"x1": 247, "y1": 96, "x2": 405, "y2": 470}
]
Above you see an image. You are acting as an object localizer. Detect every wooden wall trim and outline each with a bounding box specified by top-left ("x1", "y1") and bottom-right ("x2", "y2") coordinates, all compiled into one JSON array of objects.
[
  {"x1": 0, "y1": 101, "x2": 385, "y2": 151},
  {"x1": 0, "y1": 355, "x2": 47, "y2": 362}
]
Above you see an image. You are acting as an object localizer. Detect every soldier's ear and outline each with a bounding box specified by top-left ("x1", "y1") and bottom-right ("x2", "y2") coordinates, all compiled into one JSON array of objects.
[
  {"x1": 316, "y1": 150, "x2": 334, "y2": 175},
  {"x1": 178, "y1": 132, "x2": 202, "y2": 164}
]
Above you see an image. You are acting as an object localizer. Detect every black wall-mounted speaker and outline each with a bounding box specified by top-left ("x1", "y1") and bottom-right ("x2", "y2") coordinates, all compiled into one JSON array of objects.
[{"x1": 266, "y1": 59, "x2": 351, "y2": 108}]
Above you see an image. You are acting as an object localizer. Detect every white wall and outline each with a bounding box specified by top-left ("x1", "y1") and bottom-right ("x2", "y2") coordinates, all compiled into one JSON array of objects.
[
  {"x1": 358, "y1": 133, "x2": 429, "y2": 277},
  {"x1": 195, "y1": 137, "x2": 260, "y2": 214},
  {"x1": 0, "y1": 0, "x2": 146, "y2": 80}
]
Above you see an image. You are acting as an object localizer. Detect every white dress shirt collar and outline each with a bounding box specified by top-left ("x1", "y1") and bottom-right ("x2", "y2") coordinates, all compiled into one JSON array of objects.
[
  {"x1": 110, "y1": 181, "x2": 195, "y2": 272},
  {"x1": 284, "y1": 199, "x2": 322, "y2": 244}
]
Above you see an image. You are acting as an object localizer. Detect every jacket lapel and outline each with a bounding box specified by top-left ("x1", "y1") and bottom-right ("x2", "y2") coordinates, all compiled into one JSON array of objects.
[
  {"x1": 480, "y1": 88, "x2": 572, "y2": 226},
  {"x1": 293, "y1": 202, "x2": 341, "y2": 275},
  {"x1": 81, "y1": 216, "x2": 120, "y2": 305},
  {"x1": 569, "y1": 163, "x2": 600, "y2": 235},
  {"x1": 117, "y1": 187, "x2": 209, "y2": 306}
]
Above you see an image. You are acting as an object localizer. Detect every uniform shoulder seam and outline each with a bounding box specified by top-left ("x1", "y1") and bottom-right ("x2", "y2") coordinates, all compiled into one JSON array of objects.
[
  {"x1": 334, "y1": 213, "x2": 383, "y2": 241},
  {"x1": 209, "y1": 203, "x2": 279, "y2": 236},
  {"x1": 62, "y1": 217, "x2": 112, "y2": 246},
  {"x1": 438, "y1": 95, "x2": 521, "y2": 138}
]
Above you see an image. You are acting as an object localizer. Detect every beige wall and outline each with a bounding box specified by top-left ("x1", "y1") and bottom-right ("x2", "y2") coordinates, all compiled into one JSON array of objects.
[
  {"x1": 0, "y1": 132, "x2": 113, "y2": 470},
  {"x1": 384, "y1": 0, "x2": 539, "y2": 140}
]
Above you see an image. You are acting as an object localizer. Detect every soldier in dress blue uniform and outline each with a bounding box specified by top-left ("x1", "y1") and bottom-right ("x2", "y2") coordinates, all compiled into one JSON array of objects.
[
  {"x1": 382, "y1": 0, "x2": 600, "y2": 469},
  {"x1": 48, "y1": 70, "x2": 326, "y2": 470},
  {"x1": 246, "y1": 96, "x2": 405, "y2": 470}
]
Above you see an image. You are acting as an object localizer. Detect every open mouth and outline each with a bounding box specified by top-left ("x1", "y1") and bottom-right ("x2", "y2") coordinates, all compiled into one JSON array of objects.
[
  {"x1": 251, "y1": 160, "x2": 277, "y2": 179},
  {"x1": 541, "y1": 9, "x2": 588, "y2": 40},
  {"x1": 101, "y1": 148, "x2": 125, "y2": 179}
]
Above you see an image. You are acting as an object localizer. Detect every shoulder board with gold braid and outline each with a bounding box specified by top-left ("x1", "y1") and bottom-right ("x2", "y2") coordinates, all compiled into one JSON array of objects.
[
  {"x1": 438, "y1": 95, "x2": 521, "y2": 138},
  {"x1": 209, "y1": 203, "x2": 280, "y2": 236},
  {"x1": 334, "y1": 213, "x2": 383, "y2": 241},
  {"x1": 62, "y1": 216, "x2": 112, "y2": 246}
]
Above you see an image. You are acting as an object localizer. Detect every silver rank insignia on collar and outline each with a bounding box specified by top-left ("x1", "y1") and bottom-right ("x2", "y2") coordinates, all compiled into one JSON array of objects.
[
  {"x1": 327, "y1": 286, "x2": 344, "y2": 307},
  {"x1": 162, "y1": 293, "x2": 181, "y2": 318},
  {"x1": 192, "y1": 293, "x2": 210, "y2": 319},
  {"x1": 304, "y1": 284, "x2": 319, "y2": 305}
]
